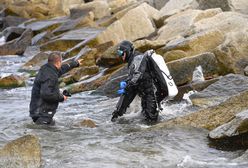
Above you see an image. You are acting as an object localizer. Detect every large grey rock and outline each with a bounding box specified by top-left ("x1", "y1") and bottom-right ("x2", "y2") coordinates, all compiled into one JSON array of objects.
[
  {"x1": 209, "y1": 110, "x2": 248, "y2": 139},
  {"x1": 0, "y1": 28, "x2": 33, "y2": 55},
  {"x1": 2, "y1": 26, "x2": 25, "y2": 42},
  {"x1": 167, "y1": 52, "x2": 219, "y2": 86},
  {"x1": 95, "y1": 3, "x2": 159, "y2": 45},
  {"x1": 162, "y1": 29, "x2": 225, "y2": 57},
  {"x1": 40, "y1": 27, "x2": 104, "y2": 52},
  {"x1": 0, "y1": 135, "x2": 41, "y2": 168},
  {"x1": 0, "y1": 74, "x2": 26, "y2": 88},
  {"x1": 1, "y1": 16, "x2": 28, "y2": 31},
  {"x1": 157, "y1": 8, "x2": 222, "y2": 41},
  {"x1": 155, "y1": 74, "x2": 248, "y2": 130},
  {"x1": 197, "y1": 0, "x2": 248, "y2": 15},
  {"x1": 197, "y1": 0, "x2": 231, "y2": 11},
  {"x1": 190, "y1": 74, "x2": 248, "y2": 108},
  {"x1": 214, "y1": 29, "x2": 248, "y2": 74},
  {"x1": 20, "y1": 52, "x2": 50, "y2": 72},
  {"x1": 94, "y1": 65, "x2": 128, "y2": 98},
  {"x1": 159, "y1": 0, "x2": 199, "y2": 19}
]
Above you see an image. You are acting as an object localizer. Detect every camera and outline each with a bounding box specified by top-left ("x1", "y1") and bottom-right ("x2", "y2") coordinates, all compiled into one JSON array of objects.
[{"x1": 62, "y1": 90, "x2": 71, "y2": 97}]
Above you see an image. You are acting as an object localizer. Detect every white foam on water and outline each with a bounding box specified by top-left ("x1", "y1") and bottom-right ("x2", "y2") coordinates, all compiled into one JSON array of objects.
[
  {"x1": 0, "y1": 36, "x2": 5, "y2": 46},
  {"x1": 192, "y1": 65, "x2": 205, "y2": 83}
]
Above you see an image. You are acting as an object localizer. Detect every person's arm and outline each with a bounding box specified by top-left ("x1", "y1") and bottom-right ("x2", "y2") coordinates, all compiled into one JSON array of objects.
[
  {"x1": 40, "y1": 79, "x2": 64, "y2": 103},
  {"x1": 59, "y1": 60, "x2": 79, "y2": 76}
]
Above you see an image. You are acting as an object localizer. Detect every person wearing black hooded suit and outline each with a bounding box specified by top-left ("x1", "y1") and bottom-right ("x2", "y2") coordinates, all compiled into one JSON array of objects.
[{"x1": 111, "y1": 40, "x2": 166, "y2": 123}]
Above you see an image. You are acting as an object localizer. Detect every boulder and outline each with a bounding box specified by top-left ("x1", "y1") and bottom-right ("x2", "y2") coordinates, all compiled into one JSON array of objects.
[
  {"x1": 162, "y1": 29, "x2": 225, "y2": 57},
  {"x1": 0, "y1": 74, "x2": 26, "y2": 88},
  {"x1": 76, "y1": 1, "x2": 110, "y2": 20},
  {"x1": 95, "y1": 3, "x2": 159, "y2": 45},
  {"x1": 153, "y1": 0, "x2": 170, "y2": 10},
  {"x1": 2, "y1": 27, "x2": 26, "y2": 42},
  {"x1": 213, "y1": 29, "x2": 248, "y2": 74},
  {"x1": 62, "y1": 65, "x2": 99, "y2": 85},
  {"x1": 0, "y1": 29, "x2": 32, "y2": 55},
  {"x1": 245, "y1": 66, "x2": 248, "y2": 76},
  {"x1": 162, "y1": 50, "x2": 188, "y2": 62},
  {"x1": 167, "y1": 52, "x2": 220, "y2": 86},
  {"x1": 40, "y1": 27, "x2": 104, "y2": 52},
  {"x1": 159, "y1": 0, "x2": 199, "y2": 20},
  {"x1": 94, "y1": 65, "x2": 129, "y2": 98},
  {"x1": 31, "y1": 31, "x2": 53, "y2": 45},
  {"x1": 157, "y1": 8, "x2": 222, "y2": 41},
  {"x1": 65, "y1": 71, "x2": 111, "y2": 94},
  {"x1": 1, "y1": 16, "x2": 28, "y2": 31},
  {"x1": 20, "y1": 52, "x2": 50, "y2": 72},
  {"x1": 209, "y1": 110, "x2": 248, "y2": 139},
  {"x1": 133, "y1": 39, "x2": 167, "y2": 53},
  {"x1": 155, "y1": 79, "x2": 248, "y2": 130},
  {"x1": 197, "y1": 0, "x2": 248, "y2": 15},
  {"x1": 52, "y1": 8, "x2": 95, "y2": 35},
  {"x1": 197, "y1": 0, "x2": 231, "y2": 11},
  {"x1": 229, "y1": 0, "x2": 248, "y2": 15},
  {"x1": 190, "y1": 74, "x2": 248, "y2": 108},
  {"x1": 192, "y1": 12, "x2": 248, "y2": 36},
  {"x1": 0, "y1": 135, "x2": 41, "y2": 168},
  {"x1": 23, "y1": 17, "x2": 68, "y2": 34},
  {"x1": 74, "y1": 119, "x2": 97, "y2": 128},
  {"x1": 96, "y1": 45, "x2": 122, "y2": 67}
]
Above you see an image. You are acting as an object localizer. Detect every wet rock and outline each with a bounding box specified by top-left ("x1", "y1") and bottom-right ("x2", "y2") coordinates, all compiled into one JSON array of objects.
[
  {"x1": 62, "y1": 65, "x2": 99, "y2": 85},
  {"x1": 214, "y1": 29, "x2": 248, "y2": 74},
  {"x1": 52, "y1": 8, "x2": 95, "y2": 36},
  {"x1": 2, "y1": 26, "x2": 25, "y2": 42},
  {"x1": 156, "y1": 79, "x2": 248, "y2": 130},
  {"x1": 75, "y1": 119, "x2": 97, "y2": 128},
  {"x1": 174, "y1": 78, "x2": 219, "y2": 101},
  {"x1": 167, "y1": 52, "x2": 219, "y2": 86},
  {"x1": 95, "y1": 3, "x2": 159, "y2": 45},
  {"x1": 159, "y1": 0, "x2": 199, "y2": 21},
  {"x1": 20, "y1": 52, "x2": 49, "y2": 73},
  {"x1": 94, "y1": 65, "x2": 128, "y2": 98},
  {"x1": 163, "y1": 29, "x2": 225, "y2": 57},
  {"x1": 40, "y1": 27, "x2": 103, "y2": 52},
  {"x1": 0, "y1": 74, "x2": 26, "y2": 88},
  {"x1": 209, "y1": 110, "x2": 248, "y2": 139},
  {"x1": 157, "y1": 8, "x2": 222, "y2": 41},
  {"x1": 1, "y1": 16, "x2": 28, "y2": 31},
  {"x1": 23, "y1": 17, "x2": 68, "y2": 34},
  {"x1": 96, "y1": 45, "x2": 122, "y2": 67},
  {"x1": 153, "y1": 0, "x2": 170, "y2": 10},
  {"x1": 0, "y1": 135, "x2": 41, "y2": 168},
  {"x1": 244, "y1": 66, "x2": 248, "y2": 76},
  {"x1": 65, "y1": 72, "x2": 111, "y2": 94},
  {"x1": 190, "y1": 74, "x2": 248, "y2": 108},
  {"x1": 31, "y1": 31, "x2": 53, "y2": 45},
  {"x1": 0, "y1": 28, "x2": 32, "y2": 55}
]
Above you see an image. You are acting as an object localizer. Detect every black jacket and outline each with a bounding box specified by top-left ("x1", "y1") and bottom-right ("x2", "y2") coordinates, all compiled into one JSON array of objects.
[{"x1": 29, "y1": 61, "x2": 79, "y2": 118}]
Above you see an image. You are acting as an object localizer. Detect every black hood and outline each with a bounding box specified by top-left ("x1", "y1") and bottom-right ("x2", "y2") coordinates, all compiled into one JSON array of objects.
[{"x1": 118, "y1": 40, "x2": 134, "y2": 62}]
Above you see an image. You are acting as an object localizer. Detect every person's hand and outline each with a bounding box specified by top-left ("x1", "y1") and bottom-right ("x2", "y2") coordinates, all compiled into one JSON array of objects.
[
  {"x1": 77, "y1": 59, "x2": 84, "y2": 66},
  {"x1": 63, "y1": 95, "x2": 68, "y2": 101},
  {"x1": 117, "y1": 89, "x2": 125, "y2": 95},
  {"x1": 120, "y1": 81, "x2": 127, "y2": 89}
]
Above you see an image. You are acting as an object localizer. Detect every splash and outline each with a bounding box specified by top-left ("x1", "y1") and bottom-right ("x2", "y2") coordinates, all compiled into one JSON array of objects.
[{"x1": 192, "y1": 66, "x2": 205, "y2": 83}]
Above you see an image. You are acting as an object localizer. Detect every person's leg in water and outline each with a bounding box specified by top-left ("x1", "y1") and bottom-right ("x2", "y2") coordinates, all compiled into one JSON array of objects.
[{"x1": 34, "y1": 116, "x2": 55, "y2": 126}]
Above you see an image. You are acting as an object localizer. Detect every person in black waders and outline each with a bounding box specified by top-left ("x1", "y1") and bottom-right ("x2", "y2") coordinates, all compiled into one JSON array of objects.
[
  {"x1": 29, "y1": 52, "x2": 82, "y2": 125},
  {"x1": 111, "y1": 40, "x2": 167, "y2": 123}
]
